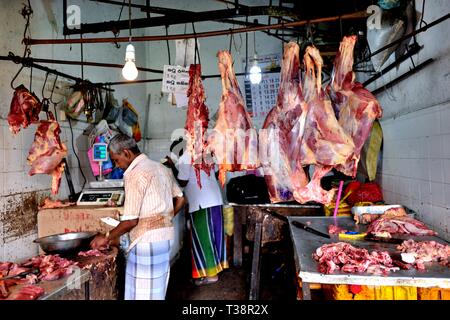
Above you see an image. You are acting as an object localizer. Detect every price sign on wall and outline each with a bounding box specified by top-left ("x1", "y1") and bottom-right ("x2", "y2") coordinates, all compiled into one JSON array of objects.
[{"x1": 162, "y1": 65, "x2": 189, "y2": 94}]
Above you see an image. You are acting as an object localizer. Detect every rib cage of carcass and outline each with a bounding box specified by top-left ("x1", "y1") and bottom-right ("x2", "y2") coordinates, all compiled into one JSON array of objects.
[
  {"x1": 293, "y1": 46, "x2": 355, "y2": 205},
  {"x1": 327, "y1": 35, "x2": 383, "y2": 178},
  {"x1": 185, "y1": 64, "x2": 214, "y2": 188},
  {"x1": 210, "y1": 50, "x2": 259, "y2": 186},
  {"x1": 261, "y1": 38, "x2": 382, "y2": 205},
  {"x1": 261, "y1": 41, "x2": 309, "y2": 203}
]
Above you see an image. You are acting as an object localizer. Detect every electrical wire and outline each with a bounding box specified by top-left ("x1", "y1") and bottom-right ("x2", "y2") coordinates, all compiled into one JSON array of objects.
[
  {"x1": 420, "y1": 0, "x2": 428, "y2": 28},
  {"x1": 253, "y1": 31, "x2": 257, "y2": 56},
  {"x1": 165, "y1": 25, "x2": 171, "y2": 65},
  {"x1": 128, "y1": 0, "x2": 132, "y2": 40},
  {"x1": 68, "y1": 117, "x2": 87, "y2": 190}
]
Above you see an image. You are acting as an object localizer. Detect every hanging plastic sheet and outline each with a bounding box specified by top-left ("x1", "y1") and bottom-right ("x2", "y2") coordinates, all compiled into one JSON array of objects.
[{"x1": 367, "y1": 7, "x2": 406, "y2": 71}]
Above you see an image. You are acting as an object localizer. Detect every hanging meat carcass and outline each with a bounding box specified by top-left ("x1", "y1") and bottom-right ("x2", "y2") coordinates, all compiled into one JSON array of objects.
[
  {"x1": 7, "y1": 85, "x2": 41, "y2": 134},
  {"x1": 27, "y1": 112, "x2": 67, "y2": 195},
  {"x1": 185, "y1": 64, "x2": 214, "y2": 188},
  {"x1": 210, "y1": 50, "x2": 259, "y2": 186},
  {"x1": 261, "y1": 41, "x2": 309, "y2": 202},
  {"x1": 327, "y1": 35, "x2": 383, "y2": 177},
  {"x1": 294, "y1": 46, "x2": 355, "y2": 205}
]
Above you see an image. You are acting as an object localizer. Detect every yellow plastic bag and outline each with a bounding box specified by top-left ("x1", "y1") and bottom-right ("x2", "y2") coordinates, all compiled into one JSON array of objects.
[{"x1": 223, "y1": 205, "x2": 234, "y2": 236}]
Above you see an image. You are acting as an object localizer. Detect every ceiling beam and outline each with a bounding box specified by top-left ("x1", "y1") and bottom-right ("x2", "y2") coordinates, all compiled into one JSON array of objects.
[
  {"x1": 64, "y1": 5, "x2": 302, "y2": 35},
  {"x1": 28, "y1": 11, "x2": 368, "y2": 45}
]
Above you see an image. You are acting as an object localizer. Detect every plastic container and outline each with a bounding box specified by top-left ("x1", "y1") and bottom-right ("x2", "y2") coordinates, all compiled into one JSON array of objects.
[
  {"x1": 323, "y1": 284, "x2": 418, "y2": 300},
  {"x1": 324, "y1": 201, "x2": 352, "y2": 217},
  {"x1": 417, "y1": 288, "x2": 450, "y2": 300},
  {"x1": 351, "y1": 204, "x2": 403, "y2": 216}
]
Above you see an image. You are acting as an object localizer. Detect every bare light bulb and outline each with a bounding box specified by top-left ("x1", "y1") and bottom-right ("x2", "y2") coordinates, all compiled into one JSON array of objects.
[
  {"x1": 122, "y1": 43, "x2": 138, "y2": 81},
  {"x1": 249, "y1": 63, "x2": 262, "y2": 84}
]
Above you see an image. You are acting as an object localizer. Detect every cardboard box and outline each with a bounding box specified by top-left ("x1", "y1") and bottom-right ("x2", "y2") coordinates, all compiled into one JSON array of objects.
[{"x1": 37, "y1": 206, "x2": 123, "y2": 239}]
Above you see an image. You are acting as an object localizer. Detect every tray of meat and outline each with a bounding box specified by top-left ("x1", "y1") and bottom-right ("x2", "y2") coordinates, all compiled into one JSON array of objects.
[{"x1": 352, "y1": 205, "x2": 414, "y2": 224}]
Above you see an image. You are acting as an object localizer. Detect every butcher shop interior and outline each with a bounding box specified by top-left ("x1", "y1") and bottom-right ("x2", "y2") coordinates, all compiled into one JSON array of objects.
[{"x1": 0, "y1": 0, "x2": 449, "y2": 305}]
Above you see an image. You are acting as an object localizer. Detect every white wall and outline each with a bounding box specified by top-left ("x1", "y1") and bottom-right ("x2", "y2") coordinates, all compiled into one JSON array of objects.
[
  {"x1": 0, "y1": 0, "x2": 148, "y2": 261},
  {"x1": 361, "y1": 0, "x2": 450, "y2": 240}
]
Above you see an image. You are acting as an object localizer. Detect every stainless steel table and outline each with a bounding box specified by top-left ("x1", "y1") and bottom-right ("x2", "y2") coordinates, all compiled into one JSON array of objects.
[
  {"x1": 5, "y1": 266, "x2": 91, "y2": 300},
  {"x1": 39, "y1": 267, "x2": 91, "y2": 300},
  {"x1": 288, "y1": 216, "x2": 450, "y2": 300}
]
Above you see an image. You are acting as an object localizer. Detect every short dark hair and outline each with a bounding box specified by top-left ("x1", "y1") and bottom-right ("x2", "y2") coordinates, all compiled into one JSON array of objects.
[{"x1": 108, "y1": 133, "x2": 141, "y2": 154}]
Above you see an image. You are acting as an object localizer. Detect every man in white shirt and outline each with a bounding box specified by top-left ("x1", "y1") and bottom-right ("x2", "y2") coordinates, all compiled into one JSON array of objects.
[
  {"x1": 91, "y1": 134, "x2": 185, "y2": 299},
  {"x1": 165, "y1": 145, "x2": 228, "y2": 286}
]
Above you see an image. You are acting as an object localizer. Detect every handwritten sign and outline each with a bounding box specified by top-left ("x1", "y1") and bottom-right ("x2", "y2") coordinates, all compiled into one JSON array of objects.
[{"x1": 162, "y1": 65, "x2": 189, "y2": 94}]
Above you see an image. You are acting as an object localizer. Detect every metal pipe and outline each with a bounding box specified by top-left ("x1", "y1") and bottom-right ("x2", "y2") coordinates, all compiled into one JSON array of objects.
[
  {"x1": 0, "y1": 53, "x2": 114, "y2": 91},
  {"x1": 362, "y1": 43, "x2": 422, "y2": 87},
  {"x1": 371, "y1": 58, "x2": 433, "y2": 95},
  {"x1": 2, "y1": 53, "x2": 163, "y2": 73},
  {"x1": 63, "y1": 0, "x2": 68, "y2": 35},
  {"x1": 65, "y1": 5, "x2": 301, "y2": 35},
  {"x1": 25, "y1": 11, "x2": 368, "y2": 45},
  {"x1": 101, "y1": 69, "x2": 281, "y2": 86}
]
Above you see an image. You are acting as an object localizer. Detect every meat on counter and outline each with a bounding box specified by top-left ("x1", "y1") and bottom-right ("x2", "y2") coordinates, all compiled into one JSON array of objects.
[
  {"x1": 397, "y1": 239, "x2": 450, "y2": 270},
  {"x1": 0, "y1": 254, "x2": 77, "y2": 300},
  {"x1": 367, "y1": 216, "x2": 437, "y2": 236},
  {"x1": 313, "y1": 242, "x2": 399, "y2": 275}
]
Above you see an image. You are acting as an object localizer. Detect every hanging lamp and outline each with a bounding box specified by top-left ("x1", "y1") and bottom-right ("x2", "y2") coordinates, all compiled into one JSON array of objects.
[
  {"x1": 122, "y1": 0, "x2": 138, "y2": 81},
  {"x1": 249, "y1": 31, "x2": 261, "y2": 84}
]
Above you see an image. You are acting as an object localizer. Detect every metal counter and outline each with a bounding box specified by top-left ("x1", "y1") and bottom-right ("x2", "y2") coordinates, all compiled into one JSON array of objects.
[
  {"x1": 39, "y1": 267, "x2": 91, "y2": 300},
  {"x1": 288, "y1": 216, "x2": 450, "y2": 300},
  {"x1": 4, "y1": 266, "x2": 91, "y2": 300}
]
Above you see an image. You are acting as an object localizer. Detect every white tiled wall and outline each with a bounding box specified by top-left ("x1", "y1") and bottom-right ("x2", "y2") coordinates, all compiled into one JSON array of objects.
[
  {"x1": 378, "y1": 102, "x2": 450, "y2": 240},
  {"x1": 368, "y1": 0, "x2": 450, "y2": 241}
]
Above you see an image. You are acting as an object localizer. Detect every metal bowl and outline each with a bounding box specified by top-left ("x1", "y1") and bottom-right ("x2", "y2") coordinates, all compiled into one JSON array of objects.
[{"x1": 34, "y1": 231, "x2": 98, "y2": 254}]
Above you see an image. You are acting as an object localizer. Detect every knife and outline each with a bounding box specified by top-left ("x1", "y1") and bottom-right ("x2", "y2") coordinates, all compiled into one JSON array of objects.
[
  {"x1": 363, "y1": 234, "x2": 404, "y2": 244},
  {"x1": 291, "y1": 220, "x2": 330, "y2": 239},
  {"x1": 0, "y1": 268, "x2": 40, "y2": 281}
]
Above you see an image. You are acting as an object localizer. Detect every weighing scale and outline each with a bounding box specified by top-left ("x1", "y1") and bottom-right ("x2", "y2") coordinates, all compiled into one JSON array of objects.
[{"x1": 77, "y1": 142, "x2": 125, "y2": 206}]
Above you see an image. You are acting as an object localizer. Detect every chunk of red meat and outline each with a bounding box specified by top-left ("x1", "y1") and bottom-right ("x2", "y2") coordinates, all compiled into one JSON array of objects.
[
  {"x1": 328, "y1": 224, "x2": 347, "y2": 235},
  {"x1": 261, "y1": 42, "x2": 308, "y2": 202},
  {"x1": 209, "y1": 50, "x2": 259, "y2": 186},
  {"x1": 27, "y1": 112, "x2": 67, "y2": 195},
  {"x1": 313, "y1": 242, "x2": 399, "y2": 274},
  {"x1": 327, "y1": 36, "x2": 383, "y2": 177},
  {"x1": 397, "y1": 239, "x2": 450, "y2": 270},
  {"x1": 367, "y1": 216, "x2": 437, "y2": 236},
  {"x1": 7, "y1": 85, "x2": 41, "y2": 134},
  {"x1": 0, "y1": 281, "x2": 9, "y2": 299},
  {"x1": 185, "y1": 64, "x2": 214, "y2": 188},
  {"x1": 9, "y1": 285, "x2": 45, "y2": 300},
  {"x1": 295, "y1": 47, "x2": 355, "y2": 204}
]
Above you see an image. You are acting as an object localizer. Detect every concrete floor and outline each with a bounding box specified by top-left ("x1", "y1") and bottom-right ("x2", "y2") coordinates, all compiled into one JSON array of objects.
[{"x1": 166, "y1": 236, "x2": 299, "y2": 300}]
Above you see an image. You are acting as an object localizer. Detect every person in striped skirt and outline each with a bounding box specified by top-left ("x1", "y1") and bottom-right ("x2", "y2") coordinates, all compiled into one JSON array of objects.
[{"x1": 165, "y1": 147, "x2": 228, "y2": 286}]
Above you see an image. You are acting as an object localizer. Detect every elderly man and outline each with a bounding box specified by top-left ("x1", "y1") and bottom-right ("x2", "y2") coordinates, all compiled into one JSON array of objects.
[{"x1": 90, "y1": 133, "x2": 185, "y2": 300}]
